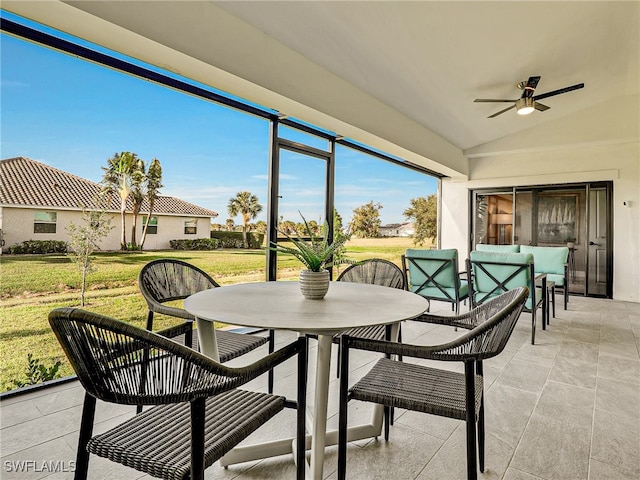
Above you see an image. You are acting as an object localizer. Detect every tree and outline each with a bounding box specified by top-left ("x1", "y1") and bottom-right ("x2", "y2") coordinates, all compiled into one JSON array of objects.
[
  {"x1": 226, "y1": 218, "x2": 235, "y2": 231},
  {"x1": 349, "y1": 201, "x2": 383, "y2": 238},
  {"x1": 139, "y1": 158, "x2": 163, "y2": 249},
  {"x1": 100, "y1": 152, "x2": 142, "y2": 250},
  {"x1": 332, "y1": 208, "x2": 351, "y2": 272},
  {"x1": 404, "y1": 194, "x2": 438, "y2": 246},
  {"x1": 227, "y1": 191, "x2": 263, "y2": 248},
  {"x1": 255, "y1": 220, "x2": 267, "y2": 234},
  {"x1": 128, "y1": 158, "x2": 146, "y2": 249},
  {"x1": 66, "y1": 209, "x2": 113, "y2": 306}
]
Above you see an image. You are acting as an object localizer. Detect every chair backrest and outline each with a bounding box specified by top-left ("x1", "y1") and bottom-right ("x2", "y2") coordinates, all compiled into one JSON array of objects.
[
  {"x1": 475, "y1": 244, "x2": 520, "y2": 253},
  {"x1": 403, "y1": 248, "x2": 461, "y2": 291},
  {"x1": 433, "y1": 286, "x2": 528, "y2": 361},
  {"x1": 138, "y1": 259, "x2": 218, "y2": 305},
  {"x1": 520, "y1": 245, "x2": 568, "y2": 275},
  {"x1": 49, "y1": 307, "x2": 231, "y2": 406},
  {"x1": 468, "y1": 251, "x2": 534, "y2": 305},
  {"x1": 336, "y1": 258, "x2": 405, "y2": 290}
]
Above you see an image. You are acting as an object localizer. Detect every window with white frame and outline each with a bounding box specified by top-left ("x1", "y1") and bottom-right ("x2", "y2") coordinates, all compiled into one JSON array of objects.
[
  {"x1": 184, "y1": 218, "x2": 197, "y2": 235},
  {"x1": 142, "y1": 215, "x2": 158, "y2": 234},
  {"x1": 34, "y1": 211, "x2": 57, "y2": 233}
]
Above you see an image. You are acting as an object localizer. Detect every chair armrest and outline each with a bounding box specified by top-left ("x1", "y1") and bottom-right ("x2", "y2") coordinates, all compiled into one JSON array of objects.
[
  {"x1": 149, "y1": 301, "x2": 194, "y2": 321},
  {"x1": 413, "y1": 311, "x2": 476, "y2": 330},
  {"x1": 411, "y1": 290, "x2": 510, "y2": 331},
  {"x1": 156, "y1": 322, "x2": 193, "y2": 339},
  {"x1": 172, "y1": 336, "x2": 306, "y2": 398},
  {"x1": 342, "y1": 287, "x2": 528, "y2": 363}
]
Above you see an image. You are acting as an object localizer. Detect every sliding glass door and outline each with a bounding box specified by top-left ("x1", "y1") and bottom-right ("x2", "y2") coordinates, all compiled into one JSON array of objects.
[{"x1": 471, "y1": 182, "x2": 612, "y2": 298}]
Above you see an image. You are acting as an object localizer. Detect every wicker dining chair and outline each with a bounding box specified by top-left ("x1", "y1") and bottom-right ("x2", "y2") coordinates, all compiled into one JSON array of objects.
[
  {"x1": 49, "y1": 307, "x2": 307, "y2": 480},
  {"x1": 337, "y1": 287, "x2": 528, "y2": 480},
  {"x1": 334, "y1": 258, "x2": 408, "y2": 372},
  {"x1": 138, "y1": 259, "x2": 275, "y2": 391}
]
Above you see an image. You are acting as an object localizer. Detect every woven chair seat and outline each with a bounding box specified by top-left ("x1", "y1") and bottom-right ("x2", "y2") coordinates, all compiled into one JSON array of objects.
[
  {"x1": 332, "y1": 325, "x2": 386, "y2": 344},
  {"x1": 349, "y1": 358, "x2": 483, "y2": 420},
  {"x1": 172, "y1": 329, "x2": 269, "y2": 363},
  {"x1": 88, "y1": 389, "x2": 285, "y2": 480}
]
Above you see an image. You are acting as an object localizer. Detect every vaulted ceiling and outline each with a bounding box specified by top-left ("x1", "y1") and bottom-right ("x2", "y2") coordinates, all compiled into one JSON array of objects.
[{"x1": 3, "y1": 1, "x2": 638, "y2": 178}]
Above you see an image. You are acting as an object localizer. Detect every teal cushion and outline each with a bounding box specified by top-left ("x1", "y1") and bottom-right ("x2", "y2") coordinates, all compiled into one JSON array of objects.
[
  {"x1": 474, "y1": 287, "x2": 541, "y2": 311},
  {"x1": 412, "y1": 280, "x2": 469, "y2": 301},
  {"x1": 476, "y1": 244, "x2": 520, "y2": 253},
  {"x1": 521, "y1": 246, "x2": 568, "y2": 275},
  {"x1": 406, "y1": 248, "x2": 460, "y2": 289},
  {"x1": 469, "y1": 251, "x2": 534, "y2": 295},
  {"x1": 541, "y1": 273, "x2": 565, "y2": 286}
]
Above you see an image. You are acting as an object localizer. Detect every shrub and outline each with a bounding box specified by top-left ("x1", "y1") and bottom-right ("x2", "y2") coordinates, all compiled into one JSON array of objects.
[
  {"x1": 12, "y1": 353, "x2": 63, "y2": 388},
  {"x1": 210, "y1": 231, "x2": 264, "y2": 249},
  {"x1": 170, "y1": 238, "x2": 220, "y2": 250},
  {"x1": 8, "y1": 240, "x2": 68, "y2": 254}
]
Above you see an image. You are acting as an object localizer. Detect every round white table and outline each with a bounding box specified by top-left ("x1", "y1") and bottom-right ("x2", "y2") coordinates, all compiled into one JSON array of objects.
[{"x1": 185, "y1": 280, "x2": 429, "y2": 480}]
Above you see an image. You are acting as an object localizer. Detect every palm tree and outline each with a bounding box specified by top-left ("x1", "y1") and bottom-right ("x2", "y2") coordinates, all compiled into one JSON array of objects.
[
  {"x1": 129, "y1": 158, "x2": 146, "y2": 248},
  {"x1": 139, "y1": 158, "x2": 163, "y2": 249},
  {"x1": 227, "y1": 191, "x2": 263, "y2": 248},
  {"x1": 101, "y1": 152, "x2": 142, "y2": 250}
]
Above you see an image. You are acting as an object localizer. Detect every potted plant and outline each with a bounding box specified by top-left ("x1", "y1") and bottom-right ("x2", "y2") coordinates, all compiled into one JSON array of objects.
[{"x1": 270, "y1": 213, "x2": 355, "y2": 299}]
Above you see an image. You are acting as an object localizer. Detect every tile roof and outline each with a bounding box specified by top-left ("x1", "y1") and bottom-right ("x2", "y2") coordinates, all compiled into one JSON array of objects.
[{"x1": 0, "y1": 157, "x2": 218, "y2": 217}]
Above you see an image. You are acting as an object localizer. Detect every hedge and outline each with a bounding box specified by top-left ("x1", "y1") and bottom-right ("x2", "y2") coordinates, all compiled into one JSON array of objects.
[
  {"x1": 210, "y1": 231, "x2": 265, "y2": 249},
  {"x1": 8, "y1": 240, "x2": 68, "y2": 254},
  {"x1": 169, "y1": 238, "x2": 220, "y2": 250}
]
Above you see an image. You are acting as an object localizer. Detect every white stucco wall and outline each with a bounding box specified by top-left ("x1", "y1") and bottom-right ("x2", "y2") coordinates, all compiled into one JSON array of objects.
[
  {"x1": 0, "y1": 207, "x2": 213, "y2": 251},
  {"x1": 442, "y1": 141, "x2": 640, "y2": 303}
]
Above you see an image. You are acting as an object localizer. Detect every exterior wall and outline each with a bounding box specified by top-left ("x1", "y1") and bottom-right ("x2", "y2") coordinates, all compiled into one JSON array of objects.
[
  {"x1": 134, "y1": 215, "x2": 212, "y2": 250},
  {"x1": 442, "y1": 141, "x2": 640, "y2": 302},
  {"x1": 380, "y1": 223, "x2": 415, "y2": 237},
  {"x1": 0, "y1": 207, "x2": 213, "y2": 252}
]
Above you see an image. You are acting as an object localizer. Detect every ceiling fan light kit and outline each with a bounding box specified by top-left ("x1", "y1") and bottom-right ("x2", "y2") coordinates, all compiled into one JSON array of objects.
[
  {"x1": 516, "y1": 97, "x2": 535, "y2": 115},
  {"x1": 475, "y1": 75, "x2": 584, "y2": 118}
]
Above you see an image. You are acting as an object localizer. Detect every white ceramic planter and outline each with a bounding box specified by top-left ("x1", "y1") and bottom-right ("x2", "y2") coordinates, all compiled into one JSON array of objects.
[{"x1": 299, "y1": 269, "x2": 330, "y2": 300}]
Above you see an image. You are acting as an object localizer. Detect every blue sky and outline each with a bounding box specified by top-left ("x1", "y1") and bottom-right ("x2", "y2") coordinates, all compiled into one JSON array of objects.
[{"x1": 0, "y1": 13, "x2": 437, "y2": 227}]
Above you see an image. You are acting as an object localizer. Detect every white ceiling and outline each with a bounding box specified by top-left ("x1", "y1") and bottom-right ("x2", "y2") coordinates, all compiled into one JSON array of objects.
[
  {"x1": 215, "y1": 1, "x2": 639, "y2": 150},
  {"x1": 4, "y1": 1, "x2": 639, "y2": 177}
]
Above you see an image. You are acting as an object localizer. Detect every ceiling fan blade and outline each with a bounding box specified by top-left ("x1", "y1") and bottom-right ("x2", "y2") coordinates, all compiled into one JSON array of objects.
[
  {"x1": 533, "y1": 83, "x2": 584, "y2": 101},
  {"x1": 524, "y1": 75, "x2": 541, "y2": 94},
  {"x1": 474, "y1": 99, "x2": 516, "y2": 103},
  {"x1": 488, "y1": 104, "x2": 516, "y2": 118},
  {"x1": 534, "y1": 102, "x2": 550, "y2": 112}
]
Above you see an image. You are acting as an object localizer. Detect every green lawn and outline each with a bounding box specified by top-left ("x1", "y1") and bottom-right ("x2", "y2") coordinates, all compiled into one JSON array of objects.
[{"x1": 0, "y1": 238, "x2": 418, "y2": 392}]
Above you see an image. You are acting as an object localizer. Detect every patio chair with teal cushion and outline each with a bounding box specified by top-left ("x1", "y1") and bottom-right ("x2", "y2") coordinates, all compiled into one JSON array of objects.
[
  {"x1": 467, "y1": 251, "x2": 547, "y2": 344},
  {"x1": 337, "y1": 287, "x2": 529, "y2": 480},
  {"x1": 520, "y1": 245, "x2": 569, "y2": 310},
  {"x1": 49, "y1": 307, "x2": 307, "y2": 480},
  {"x1": 402, "y1": 248, "x2": 468, "y2": 314}
]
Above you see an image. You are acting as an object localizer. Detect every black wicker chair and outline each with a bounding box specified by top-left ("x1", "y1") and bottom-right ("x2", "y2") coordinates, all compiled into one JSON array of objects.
[
  {"x1": 337, "y1": 287, "x2": 528, "y2": 480},
  {"x1": 49, "y1": 307, "x2": 307, "y2": 480},
  {"x1": 138, "y1": 259, "x2": 275, "y2": 393},
  {"x1": 333, "y1": 258, "x2": 407, "y2": 348}
]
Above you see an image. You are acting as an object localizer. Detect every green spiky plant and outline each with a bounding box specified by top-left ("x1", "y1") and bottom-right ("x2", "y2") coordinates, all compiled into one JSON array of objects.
[{"x1": 270, "y1": 213, "x2": 355, "y2": 272}]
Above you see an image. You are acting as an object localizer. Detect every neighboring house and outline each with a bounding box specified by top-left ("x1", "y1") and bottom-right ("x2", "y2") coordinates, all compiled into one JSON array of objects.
[
  {"x1": 0, "y1": 157, "x2": 218, "y2": 251},
  {"x1": 379, "y1": 222, "x2": 415, "y2": 237}
]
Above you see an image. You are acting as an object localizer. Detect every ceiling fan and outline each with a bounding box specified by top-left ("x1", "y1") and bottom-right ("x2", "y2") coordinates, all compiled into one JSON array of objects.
[{"x1": 474, "y1": 76, "x2": 584, "y2": 118}]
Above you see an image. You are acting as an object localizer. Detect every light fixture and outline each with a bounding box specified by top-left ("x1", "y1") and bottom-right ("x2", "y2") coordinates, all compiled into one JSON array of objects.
[
  {"x1": 491, "y1": 213, "x2": 513, "y2": 244},
  {"x1": 515, "y1": 97, "x2": 535, "y2": 115}
]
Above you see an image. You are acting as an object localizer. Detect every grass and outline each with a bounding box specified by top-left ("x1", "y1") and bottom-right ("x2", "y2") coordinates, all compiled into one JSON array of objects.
[{"x1": 0, "y1": 237, "x2": 421, "y2": 392}]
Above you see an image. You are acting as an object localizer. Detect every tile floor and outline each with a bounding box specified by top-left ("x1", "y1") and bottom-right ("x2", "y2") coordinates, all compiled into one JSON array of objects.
[{"x1": 1, "y1": 295, "x2": 639, "y2": 479}]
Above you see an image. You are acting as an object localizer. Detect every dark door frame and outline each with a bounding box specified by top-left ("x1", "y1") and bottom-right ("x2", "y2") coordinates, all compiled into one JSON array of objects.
[{"x1": 470, "y1": 181, "x2": 613, "y2": 299}]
